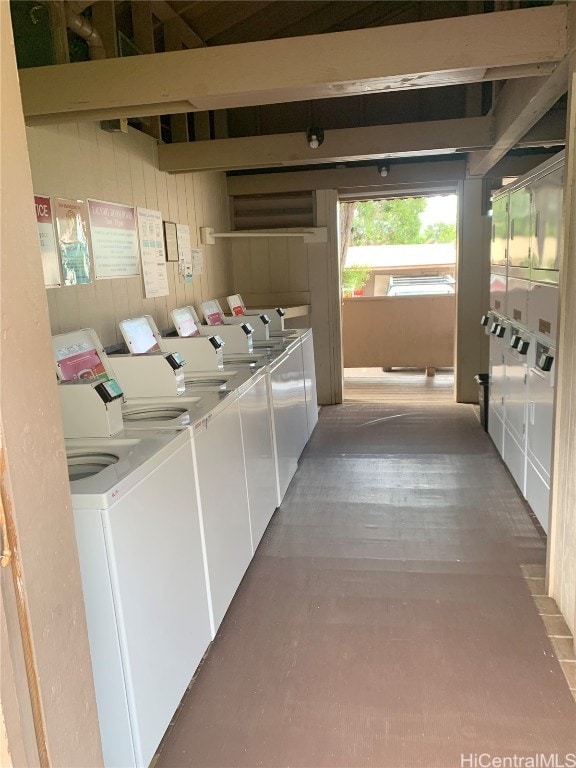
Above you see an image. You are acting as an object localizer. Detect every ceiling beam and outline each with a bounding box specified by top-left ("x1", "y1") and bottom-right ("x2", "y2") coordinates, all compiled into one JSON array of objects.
[
  {"x1": 149, "y1": 0, "x2": 205, "y2": 48},
  {"x1": 20, "y1": 5, "x2": 567, "y2": 125},
  {"x1": 228, "y1": 159, "x2": 467, "y2": 197},
  {"x1": 159, "y1": 117, "x2": 493, "y2": 173},
  {"x1": 467, "y1": 59, "x2": 569, "y2": 177}
]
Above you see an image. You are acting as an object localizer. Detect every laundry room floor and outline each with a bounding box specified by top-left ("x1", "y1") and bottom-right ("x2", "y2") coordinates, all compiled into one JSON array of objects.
[{"x1": 155, "y1": 399, "x2": 576, "y2": 768}]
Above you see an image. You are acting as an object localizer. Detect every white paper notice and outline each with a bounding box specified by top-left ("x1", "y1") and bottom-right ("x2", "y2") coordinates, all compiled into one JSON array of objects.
[
  {"x1": 191, "y1": 248, "x2": 204, "y2": 276},
  {"x1": 87, "y1": 199, "x2": 139, "y2": 279},
  {"x1": 34, "y1": 195, "x2": 61, "y2": 288},
  {"x1": 176, "y1": 224, "x2": 193, "y2": 284},
  {"x1": 137, "y1": 207, "x2": 170, "y2": 298}
]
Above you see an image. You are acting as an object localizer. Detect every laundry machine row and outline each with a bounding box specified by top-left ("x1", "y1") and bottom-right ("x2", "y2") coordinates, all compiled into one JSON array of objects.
[{"x1": 52, "y1": 316, "x2": 318, "y2": 767}]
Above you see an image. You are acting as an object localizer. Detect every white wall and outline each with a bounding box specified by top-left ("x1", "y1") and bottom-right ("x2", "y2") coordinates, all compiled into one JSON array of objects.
[{"x1": 26, "y1": 123, "x2": 233, "y2": 346}]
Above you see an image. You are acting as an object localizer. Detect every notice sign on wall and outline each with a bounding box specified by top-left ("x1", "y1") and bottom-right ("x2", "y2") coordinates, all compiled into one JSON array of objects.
[
  {"x1": 191, "y1": 248, "x2": 204, "y2": 276},
  {"x1": 87, "y1": 199, "x2": 139, "y2": 279},
  {"x1": 34, "y1": 195, "x2": 61, "y2": 288},
  {"x1": 137, "y1": 207, "x2": 169, "y2": 298},
  {"x1": 176, "y1": 223, "x2": 193, "y2": 284},
  {"x1": 54, "y1": 198, "x2": 92, "y2": 286}
]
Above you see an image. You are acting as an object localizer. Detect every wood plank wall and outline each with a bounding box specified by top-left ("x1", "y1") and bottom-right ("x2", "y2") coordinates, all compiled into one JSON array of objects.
[
  {"x1": 229, "y1": 189, "x2": 342, "y2": 404},
  {"x1": 26, "y1": 123, "x2": 233, "y2": 347}
]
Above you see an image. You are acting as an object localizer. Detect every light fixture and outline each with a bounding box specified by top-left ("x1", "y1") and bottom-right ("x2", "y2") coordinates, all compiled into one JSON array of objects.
[
  {"x1": 378, "y1": 164, "x2": 389, "y2": 178},
  {"x1": 307, "y1": 127, "x2": 324, "y2": 149}
]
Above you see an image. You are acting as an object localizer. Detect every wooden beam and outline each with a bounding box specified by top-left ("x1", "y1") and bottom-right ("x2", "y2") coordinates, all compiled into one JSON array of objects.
[
  {"x1": 149, "y1": 0, "x2": 205, "y2": 48},
  {"x1": 20, "y1": 5, "x2": 567, "y2": 124},
  {"x1": 159, "y1": 117, "x2": 492, "y2": 173},
  {"x1": 226, "y1": 159, "x2": 468, "y2": 196},
  {"x1": 468, "y1": 60, "x2": 570, "y2": 177},
  {"x1": 131, "y1": 2, "x2": 162, "y2": 140}
]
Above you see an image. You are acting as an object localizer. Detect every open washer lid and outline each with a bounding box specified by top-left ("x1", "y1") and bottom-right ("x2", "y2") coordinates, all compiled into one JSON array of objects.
[{"x1": 52, "y1": 328, "x2": 116, "y2": 383}]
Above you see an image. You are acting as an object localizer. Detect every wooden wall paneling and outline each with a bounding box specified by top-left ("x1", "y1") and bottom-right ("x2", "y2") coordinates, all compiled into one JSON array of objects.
[
  {"x1": 166, "y1": 172, "x2": 179, "y2": 222},
  {"x1": 77, "y1": 122, "x2": 103, "y2": 201},
  {"x1": 76, "y1": 283, "x2": 100, "y2": 336},
  {"x1": 94, "y1": 280, "x2": 117, "y2": 344},
  {"x1": 126, "y1": 274, "x2": 145, "y2": 319},
  {"x1": 57, "y1": 124, "x2": 82, "y2": 199},
  {"x1": 112, "y1": 131, "x2": 134, "y2": 204},
  {"x1": 28, "y1": 124, "x2": 232, "y2": 344},
  {"x1": 307, "y1": 189, "x2": 342, "y2": 404},
  {"x1": 111, "y1": 276, "x2": 131, "y2": 332},
  {"x1": 269, "y1": 236, "x2": 289, "y2": 292},
  {"x1": 175, "y1": 174, "x2": 188, "y2": 225},
  {"x1": 193, "y1": 172, "x2": 209, "y2": 299},
  {"x1": 171, "y1": 261, "x2": 186, "y2": 320},
  {"x1": 288, "y1": 237, "x2": 309, "y2": 292},
  {"x1": 56, "y1": 285, "x2": 80, "y2": 334},
  {"x1": 45, "y1": 289, "x2": 60, "y2": 334},
  {"x1": 154, "y1": 297, "x2": 169, "y2": 335},
  {"x1": 129, "y1": 136, "x2": 147, "y2": 209},
  {"x1": 25, "y1": 126, "x2": 44, "y2": 193},
  {"x1": 95, "y1": 127, "x2": 118, "y2": 202},
  {"x1": 231, "y1": 239, "x2": 251, "y2": 294},
  {"x1": 183, "y1": 174, "x2": 200, "y2": 308},
  {"x1": 155, "y1": 167, "x2": 169, "y2": 220},
  {"x1": 142, "y1": 140, "x2": 159, "y2": 210},
  {"x1": 29, "y1": 126, "x2": 66, "y2": 197},
  {"x1": 249, "y1": 237, "x2": 271, "y2": 294}
]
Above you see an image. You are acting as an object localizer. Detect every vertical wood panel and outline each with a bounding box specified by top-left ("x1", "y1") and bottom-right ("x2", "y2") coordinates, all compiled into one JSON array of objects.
[
  {"x1": 249, "y1": 238, "x2": 271, "y2": 294},
  {"x1": 113, "y1": 131, "x2": 134, "y2": 204},
  {"x1": 288, "y1": 238, "x2": 309, "y2": 292},
  {"x1": 45, "y1": 289, "x2": 60, "y2": 334},
  {"x1": 78, "y1": 122, "x2": 103, "y2": 201},
  {"x1": 155, "y1": 167, "x2": 169, "y2": 220},
  {"x1": 96, "y1": 128, "x2": 117, "y2": 202},
  {"x1": 57, "y1": 124, "x2": 82, "y2": 199},
  {"x1": 269, "y1": 237, "x2": 289, "y2": 292},
  {"x1": 26, "y1": 124, "x2": 233, "y2": 345},
  {"x1": 231, "y1": 240, "x2": 252, "y2": 294}
]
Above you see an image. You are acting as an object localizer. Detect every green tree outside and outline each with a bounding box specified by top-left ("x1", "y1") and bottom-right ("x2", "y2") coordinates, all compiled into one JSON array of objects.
[
  {"x1": 422, "y1": 222, "x2": 457, "y2": 243},
  {"x1": 350, "y1": 198, "x2": 427, "y2": 246}
]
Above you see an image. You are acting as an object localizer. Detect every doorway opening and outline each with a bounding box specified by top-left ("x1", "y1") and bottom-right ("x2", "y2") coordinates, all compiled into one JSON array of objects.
[{"x1": 340, "y1": 195, "x2": 458, "y2": 403}]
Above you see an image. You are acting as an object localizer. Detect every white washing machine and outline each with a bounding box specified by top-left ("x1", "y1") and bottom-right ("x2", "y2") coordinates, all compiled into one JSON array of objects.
[
  {"x1": 68, "y1": 428, "x2": 211, "y2": 768},
  {"x1": 300, "y1": 329, "x2": 319, "y2": 438},
  {"x1": 268, "y1": 340, "x2": 308, "y2": 503}
]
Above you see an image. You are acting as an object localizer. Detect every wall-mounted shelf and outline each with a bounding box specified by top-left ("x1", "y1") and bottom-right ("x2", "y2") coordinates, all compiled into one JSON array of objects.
[{"x1": 200, "y1": 226, "x2": 327, "y2": 245}]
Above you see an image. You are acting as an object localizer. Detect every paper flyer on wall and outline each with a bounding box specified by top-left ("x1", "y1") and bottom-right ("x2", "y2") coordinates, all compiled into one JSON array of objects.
[
  {"x1": 87, "y1": 199, "x2": 140, "y2": 279},
  {"x1": 191, "y1": 248, "x2": 204, "y2": 275},
  {"x1": 34, "y1": 195, "x2": 61, "y2": 288},
  {"x1": 54, "y1": 197, "x2": 92, "y2": 286},
  {"x1": 136, "y1": 207, "x2": 170, "y2": 297},
  {"x1": 176, "y1": 223, "x2": 194, "y2": 284}
]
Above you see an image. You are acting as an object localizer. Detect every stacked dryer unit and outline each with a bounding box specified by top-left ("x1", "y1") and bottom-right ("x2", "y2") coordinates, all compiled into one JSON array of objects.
[{"x1": 486, "y1": 151, "x2": 563, "y2": 532}]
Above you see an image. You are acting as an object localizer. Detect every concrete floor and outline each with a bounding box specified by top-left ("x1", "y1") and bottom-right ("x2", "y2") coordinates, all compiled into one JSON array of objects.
[{"x1": 156, "y1": 396, "x2": 576, "y2": 768}]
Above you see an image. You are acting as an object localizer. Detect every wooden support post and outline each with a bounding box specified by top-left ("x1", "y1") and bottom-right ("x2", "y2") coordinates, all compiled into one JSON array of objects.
[
  {"x1": 164, "y1": 18, "x2": 190, "y2": 143},
  {"x1": 131, "y1": 2, "x2": 162, "y2": 140},
  {"x1": 91, "y1": 1, "x2": 118, "y2": 58},
  {"x1": 48, "y1": 0, "x2": 69, "y2": 64}
]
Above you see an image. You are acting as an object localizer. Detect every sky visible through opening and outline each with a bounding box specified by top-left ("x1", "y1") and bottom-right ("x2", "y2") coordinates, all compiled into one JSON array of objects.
[{"x1": 419, "y1": 195, "x2": 457, "y2": 228}]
